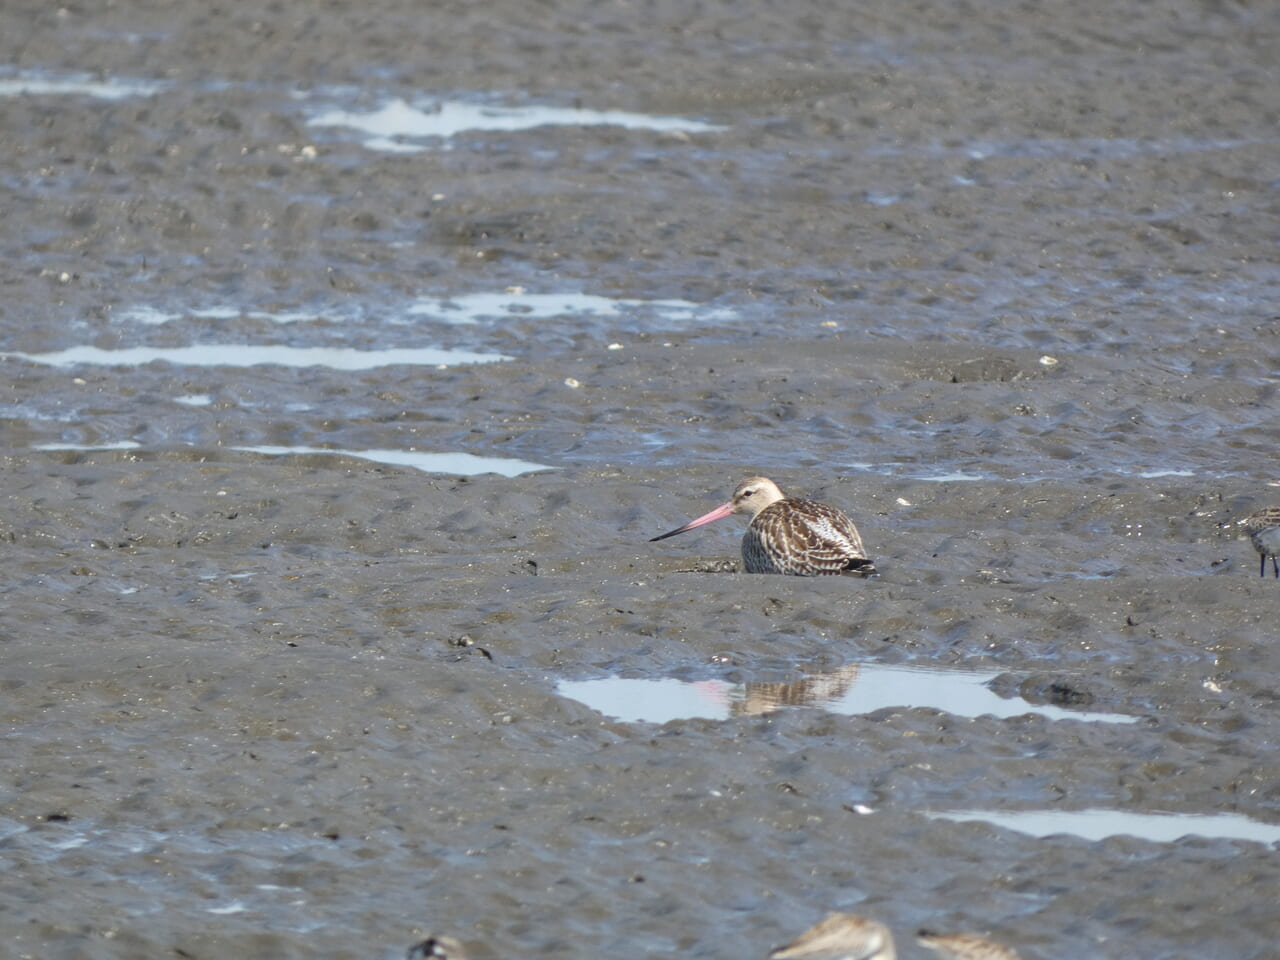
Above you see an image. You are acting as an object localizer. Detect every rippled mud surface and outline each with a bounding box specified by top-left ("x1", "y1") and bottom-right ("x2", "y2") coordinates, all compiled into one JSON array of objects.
[{"x1": 2, "y1": 1, "x2": 1280, "y2": 959}]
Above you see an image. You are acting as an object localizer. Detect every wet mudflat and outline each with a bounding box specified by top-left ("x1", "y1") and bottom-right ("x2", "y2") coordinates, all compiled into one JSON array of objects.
[{"x1": 2, "y1": 1, "x2": 1280, "y2": 958}]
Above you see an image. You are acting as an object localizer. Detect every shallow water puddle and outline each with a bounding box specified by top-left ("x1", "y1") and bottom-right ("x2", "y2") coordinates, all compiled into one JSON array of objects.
[
  {"x1": 30, "y1": 442, "x2": 551, "y2": 476},
  {"x1": 205, "y1": 902, "x2": 248, "y2": 916},
  {"x1": 927, "y1": 808, "x2": 1280, "y2": 845},
  {"x1": 849, "y1": 462, "x2": 1207, "y2": 485},
  {"x1": 869, "y1": 136, "x2": 1269, "y2": 161},
  {"x1": 113, "y1": 292, "x2": 737, "y2": 328},
  {"x1": 308, "y1": 97, "x2": 725, "y2": 152},
  {"x1": 233, "y1": 445, "x2": 552, "y2": 477},
  {"x1": 911, "y1": 470, "x2": 988, "y2": 482},
  {"x1": 407, "y1": 291, "x2": 737, "y2": 325},
  {"x1": 33, "y1": 441, "x2": 142, "y2": 452},
  {"x1": 0, "y1": 402, "x2": 80, "y2": 423},
  {"x1": 0, "y1": 71, "x2": 162, "y2": 100},
  {"x1": 1, "y1": 344, "x2": 510, "y2": 369},
  {"x1": 556, "y1": 663, "x2": 1140, "y2": 725},
  {"x1": 117, "y1": 305, "x2": 323, "y2": 326}
]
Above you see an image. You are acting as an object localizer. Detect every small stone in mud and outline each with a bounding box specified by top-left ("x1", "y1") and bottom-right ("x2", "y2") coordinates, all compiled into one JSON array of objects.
[
  {"x1": 1045, "y1": 681, "x2": 1094, "y2": 707},
  {"x1": 1016, "y1": 677, "x2": 1096, "y2": 708},
  {"x1": 446, "y1": 634, "x2": 492, "y2": 661}
]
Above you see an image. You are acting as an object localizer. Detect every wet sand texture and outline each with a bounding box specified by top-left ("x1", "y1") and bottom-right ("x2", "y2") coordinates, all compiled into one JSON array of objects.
[{"x1": 2, "y1": 1, "x2": 1280, "y2": 958}]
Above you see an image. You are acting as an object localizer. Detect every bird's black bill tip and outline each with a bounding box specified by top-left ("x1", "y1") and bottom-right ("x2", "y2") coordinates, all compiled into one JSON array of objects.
[{"x1": 649, "y1": 526, "x2": 690, "y2": 543}]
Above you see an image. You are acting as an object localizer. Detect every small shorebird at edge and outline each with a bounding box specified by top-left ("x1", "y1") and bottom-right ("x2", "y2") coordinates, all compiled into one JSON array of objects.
[
  {"x1": 1233, "y1": 505, "x2": 1280, "y2": 578},
  {"x1": 650, "y1": 476, "x2": 874, "y2": 577},
  {"x1": 770, "y1": 913, "x2": 896, "y2": 960}
]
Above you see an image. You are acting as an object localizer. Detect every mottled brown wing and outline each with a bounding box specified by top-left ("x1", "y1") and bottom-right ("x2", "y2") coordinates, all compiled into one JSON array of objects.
[
  {"x1": 918, "y1": 931, "x2": 1021, "y2": 960},
  {"x1": 746, "y1": 499, "x2": 871, "y2": 576}
]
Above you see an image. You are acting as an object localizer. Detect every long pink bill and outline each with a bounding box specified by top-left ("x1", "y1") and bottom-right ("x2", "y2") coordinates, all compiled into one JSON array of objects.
[{"x1": 650, "y1": 501, "x2": 735, "y2": 542}]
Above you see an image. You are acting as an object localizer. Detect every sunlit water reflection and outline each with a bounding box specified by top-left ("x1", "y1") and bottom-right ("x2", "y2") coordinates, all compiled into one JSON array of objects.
[
  {"x1": 0, "y1": 71, "x2": 162, "y2": 100},
  {"x1": 1, "y1": 344, "x2": 509, "y2": 369},
  {"x1": 29, "y1": 442, "x2": 552, "y2": 477},
  {"x1": 308, "y1": 97, "x2": 725, "y2": 152},
  {"x1": 233, "y1": 445, "x2": 552, "y2": 477},
  {"x1": 927, "y1": 808, "x2": 1280, "y2": 845},
  {"x1": 406, "y1": 291, "x2": 737, "y2": 325},
  {"x1": 556, "y1": 663, "x2": 1140, "y2": 725},
  {"x1": 110, "y1": 290, "x2": 737, "y2": 328}
]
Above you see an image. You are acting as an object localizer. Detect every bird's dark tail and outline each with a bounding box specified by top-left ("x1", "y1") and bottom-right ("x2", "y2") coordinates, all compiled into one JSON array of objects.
[{"x1": 843, "y1": 558, "x2": 877, "y2": 576}]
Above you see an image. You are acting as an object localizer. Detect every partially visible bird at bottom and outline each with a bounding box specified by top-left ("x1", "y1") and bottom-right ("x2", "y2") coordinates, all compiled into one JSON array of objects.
[
  {"x1": 1234, "y1": 506, "x2": 1280, "y2": 578},
  {"x1": 917, "y1": 929, "x2": 1022, "y2": 960},
  {"x1": 651, "y1": 476, "x2": 874, "y2": 576},
  {"x1": 406, "y1": 935, "x2": 467, "y2": 960},
  {"x1": 769, "y1": 913, "x2": 896, "y2": 960}
]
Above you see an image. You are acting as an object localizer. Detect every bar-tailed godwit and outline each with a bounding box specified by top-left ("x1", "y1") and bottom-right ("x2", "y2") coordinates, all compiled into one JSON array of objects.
[
  {"x1": 917, "y1": 930, "x2": 1021, "y2": 960},
  {"x1": 1235, "y1": 506, "x2": 1280, "y2": 578},
  {"x1": 650, "y1": 477, "x2": 874, "y2": 576},
  {"x1": 770, "y1": 913, "x2": 896, "y2": 960}
]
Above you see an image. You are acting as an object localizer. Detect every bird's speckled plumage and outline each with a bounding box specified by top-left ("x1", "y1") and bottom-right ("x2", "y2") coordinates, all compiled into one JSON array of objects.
[
  {"x1": 651, "y1": 477, "x2": 874, "y2": 577},
  {"x1": 771, "y1": 913, "x2": 896, "y2": 960},
  {"x1": 744, "y1": 493, "x2": 870, "y2": 575},
  {"x1": 917, "y1": 930, "x2": 1021, "y2": 960}
]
